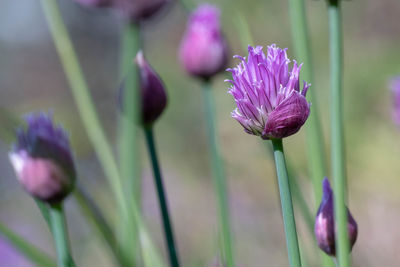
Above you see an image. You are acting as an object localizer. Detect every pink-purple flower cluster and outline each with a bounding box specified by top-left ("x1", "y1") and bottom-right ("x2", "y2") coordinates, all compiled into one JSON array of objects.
[
  {"x1": 9, "y1": 113, "x2": 75, "y2": 203},
  {"x1": 179, "y1": 4, "x2": 228, "y2": 80},
  {"x1": 227, "y1": 45, "x2": 310, "y2": 140}
]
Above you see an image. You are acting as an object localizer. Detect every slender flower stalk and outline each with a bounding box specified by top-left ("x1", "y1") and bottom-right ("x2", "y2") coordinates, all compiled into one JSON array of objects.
[
  {"x1": 327, "y1": 1, "x2": 350, "y2": 266},
  {"x1": 49, "y1": 203, "x2": 75, "y2": 267},
  {"x1": 0, "y1": 222, "x2": 56, "y2": 267},
  {"x1": 118, "y1": 21, "x2": 141, "y2": 266},
  {"x1": 144, "y1": 127, "x2": 179, "y2": 267},
  {"x1": 286, "y1": 0, "x2": 333, "y2": 266},
  {"x1": 271, "y1": 139, "x2": 302, "y2": 267},
  {"x1": 202, "y1": 81, "x2": 234, "y2": 267}
]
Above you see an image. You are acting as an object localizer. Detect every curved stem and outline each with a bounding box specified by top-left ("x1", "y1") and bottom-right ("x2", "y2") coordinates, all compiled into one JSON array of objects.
[
  {"x1": 49, "y1": 203, "x2": 75, "y2": 267},
  {"x1": 327, "y1": 0, "x2": 350, "y2": 266},
  {"x1": 144, "y1": 127, "x2": 180, "y2": 267},
  {"x1": 271, "y1": 138, "x2": 301, "y2": 267},
  {"x1": 39, "y1": 0, "x2": 127, "y2": 217},
  {"x1": 202, "y1": 81, "x2": 234, "y2": 267}
]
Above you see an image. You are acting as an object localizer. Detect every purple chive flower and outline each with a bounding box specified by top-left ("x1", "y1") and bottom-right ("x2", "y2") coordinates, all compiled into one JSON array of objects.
[
  {"x1": 73, "y1": 0, "x2": 113, "y2": 8},
  {"x1": 227, "y1": 45, "x2": 310, "y2": 139},
  {"x1": 9, "y1": 112, "x2": 76, "y2": 203},
  {"x1": 315, "y1": 178, "x2": 358, "y2": 256},
  {"x1": 112, "y1": 0, "x2": 170, "y2": 22},
  {"x1": 179, "y1": 4, "x2": 228, "y2": 80},
  {"x1": 390, "y1": 76, "x2": 400, "y2": 126}
]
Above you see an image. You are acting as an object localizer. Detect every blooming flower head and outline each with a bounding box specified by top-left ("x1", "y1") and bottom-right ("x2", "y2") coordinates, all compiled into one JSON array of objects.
[
  {"x1": 73, "y1": 0, "x2": 112, "y2": 8},
  {"x1": 9, "y1": 112, "x2": 76, "y2": 203},
  {"x1": 112, "y1": 0, "x2": 170, "y2": 22},
  {"x1": 314, "y1": 178, "x2": 358, "y2": 256},
  {"x1": 227, "y1": 45, "x2": 310, "y2": 139},
  {"x1": 179, "y1": 4, "x2": 228, "y2": 80},
  {"x1": 390, "y1": 76, "x2": 400, "y2": 126}
]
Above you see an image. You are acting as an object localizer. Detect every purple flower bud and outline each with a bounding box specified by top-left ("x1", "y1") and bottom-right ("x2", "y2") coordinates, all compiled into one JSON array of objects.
[
  {"x1": 179, "y1": 4, "x2": 228, "y2": 80},
  {"x1": 227, "y1": 45, "x2": 310, "y2": 139},
  {"x1": 119, "y1": 52, "x2": 167, "y2": 126},
  {"x1": 9, "y1": 113, "x2": 76, "y2": 203},
  {"x1": 73, "y1": 0, "x2": 113, "y2": 8},
  {"x1": 136, "y1": 51, "x2": 167, "y2": 126},
  {"x1": 314, "y1": 178, "x2": 358, "y2": 256},
  {"x1": 390, "y1": 76, "x2": 400, "y2": 126},
  {"x1": 112, "y1": 0, "x2": 170, "y2": 22}
]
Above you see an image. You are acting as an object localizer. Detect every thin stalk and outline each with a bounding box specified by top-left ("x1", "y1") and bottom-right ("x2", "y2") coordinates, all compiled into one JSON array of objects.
[
  {"x1": 327, "y1": 0, "x2": 350, "y2": 266},
  {"x1": 49, "y1": 203, "x2": 75, "y2": 267},
  {"x1": 287, "y1": 0, "x2": 333, "y2": 266},
  {"x1": 271, "y1": 138, "x2": 301, "y2": 267},
  {"x1": 39, "y1": 0, "x2": 127, "y2": 217},
  {"x1": 73, "y1": 187, "x2": 121, "y2": 265},
  {"x1": 144, "y1": 127, "x2": 180, "y2": 267},
  {"x1": 0, "y1": 222, "x2": 56, "y2": 267},
  {"x1": 118, "y1": 21, "x2": 141, "y2": 266},
  {"x1": 35, "y1": 199, "x2": 52, "y2": 229},
  {"x1": 202, "y1": 81, "x2": 234, "y2": 267}
]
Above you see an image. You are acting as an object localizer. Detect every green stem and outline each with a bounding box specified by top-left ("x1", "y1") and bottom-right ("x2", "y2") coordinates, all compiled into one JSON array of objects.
[
  {"x1": 118, "y1": 21, "x2": 141, "y2": 266},
  {"x1": 202, "y1": 81, "x2": 234, "y2": 267},
  {"x1": 287, "y1": 0, "x2": 333, "y2": 266},
  {"x1": 49, "y1": 203, "x2": 75, "y2": 267},
  {"x1": 271, "y1": 138, "x2": 301, "y2": 267},
  {"x1": 73, "y1": 187, "x2": 121, "y2": 266},
  {"x1": 0, "y1": 222, "x2": 56, "y2": 267},
  {"x1": 39, "y1": 0, "x2": 127, "y2": 217},
  {"x1": 144, "y1": 127, "x2": 180, "y2": 267},
  {"x1": 327, "y1": 1, "x2": 349, "y2": 266}
]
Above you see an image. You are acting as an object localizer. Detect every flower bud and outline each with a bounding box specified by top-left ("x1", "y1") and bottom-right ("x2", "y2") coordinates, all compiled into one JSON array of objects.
[
  {"x1": 314, "y1": 178, "x2": 358, "y2": 256},
  {"x1": 119, "y1": 52, "x2": 167, "y2": 126},
  {"x1": 73, "y1": 0, "x2": 113, "y2": 8},
  {"x1": 9, "y1": 113, "x2": 76, "y2": 203},
  {"x1": 179, "y1": 4, "x2": 228, "y2": 80},
  {"x1": 227, "y1": 45, "x2": 310, "y2": 139},
  {"x1": 112, "y1": 0, "x2": 170, "y2": 23}
]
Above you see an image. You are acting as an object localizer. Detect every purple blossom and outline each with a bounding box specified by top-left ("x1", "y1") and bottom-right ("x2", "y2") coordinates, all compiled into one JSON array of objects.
[
  {"x1": 112, "y1": 0, "x2": 170, "y2": 22},
  {"x1": 227, "y1": 45, "x2": 310, "y2": 139},
  {"x1": 9, "y1": 112, "x2": 75, "y2": 203},
  {"x1": 314, "y1": 178, "x2": 358, "y2": 256},
  {"x1": 390, "y1": 76, "x2": 400, "y2": 126},
  {"x1": 179, "y1": 4, "x2": 228, "y2": 80}
]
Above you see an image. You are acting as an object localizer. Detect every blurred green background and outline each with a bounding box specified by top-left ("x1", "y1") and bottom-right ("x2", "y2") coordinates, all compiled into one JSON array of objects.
[{"x1": 1, "y1": 0, "x2": 400, "y2": 266}]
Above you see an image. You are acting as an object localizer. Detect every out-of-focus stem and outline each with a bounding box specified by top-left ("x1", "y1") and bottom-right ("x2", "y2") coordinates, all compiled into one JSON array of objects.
[
  {"x1": 202, "y1": 81, "x2": 234, "y2": 267},
  {"x1": 287, "y1": 0, "x2": 334, "y2": 266},
  {"x1": 0, "y1": 221, "x2": 56, "y2": 267},
  {"x1": 144, "y1": 127, "x2": 180, "y2": 267},
  {"x1": 49, "y1": 203, "x2": 75, "y2": 267},
  {"x1": 271, "y1": 138, "x2": 301, "y2": 267},
  {"x1": 118, "y1": 21, "x2": 141, "y2": 266},
  {"x1": 327, "y1": 0, "x2": 350, "y2": 266}
]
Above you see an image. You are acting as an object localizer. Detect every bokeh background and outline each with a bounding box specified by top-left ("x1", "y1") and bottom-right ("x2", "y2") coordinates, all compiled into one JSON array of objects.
[{"x1": 1, "y1": 0, "x2": 400, "y2": 266}]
